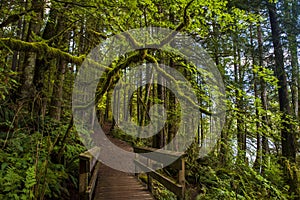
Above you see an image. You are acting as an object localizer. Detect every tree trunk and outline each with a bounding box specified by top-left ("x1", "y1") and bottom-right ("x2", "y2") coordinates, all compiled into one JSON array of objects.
[
  {"x1": 268, "y1": 2, "x2": 296, "y2": 162},
  {"x1": 283, "y1": 0, "x2": 299, "y2": 118},
  {"x1": 233, "y1": 32, "x2": 246, "y2": 162},
  {"x1": 268, "y1": 2, "x2": 298, "y2": 196},
  {"x1": 251, "y1": 23, "x2": 261, "y2": 171},
  {"x1": 258, "y1": 22, "x2": 269, "y2": 174},
  {"x1": 49, "y1": 11, "x2": 68, "y2": 121},
  {"x1": 19, "y1": 0, "x2": 44, "y2": 99},
  {"x1": 49, "y1": 58, "x2": 66, "y2": 120}
]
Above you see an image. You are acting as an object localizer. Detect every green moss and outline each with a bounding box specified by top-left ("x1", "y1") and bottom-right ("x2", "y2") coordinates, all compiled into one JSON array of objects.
[{"x1": 0, "y1": 38, "x2": 85, "y2": 64}]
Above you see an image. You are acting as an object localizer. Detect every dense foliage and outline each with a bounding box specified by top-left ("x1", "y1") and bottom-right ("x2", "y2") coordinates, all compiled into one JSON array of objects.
[{"x1": 0, "y1": 0, "x2": 299, "y2": 199}]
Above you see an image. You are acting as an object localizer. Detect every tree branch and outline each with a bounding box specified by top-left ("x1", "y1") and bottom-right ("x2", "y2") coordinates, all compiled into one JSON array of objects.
[
  {"x1": 0, "y1": 38, "x2": 85, "y2": 64},
  {"x1": 145, "y1": 53, "x2": 212, "y2": 115},
  {"x1": 0, "y1": 9, "x2": 35, "y2": 28},
  {"x1": 148, "y1": 0, "x2": 195, "y2": 49},
  {"x1": 52, "y1": 0, "x2": 97, "y2": 8}
]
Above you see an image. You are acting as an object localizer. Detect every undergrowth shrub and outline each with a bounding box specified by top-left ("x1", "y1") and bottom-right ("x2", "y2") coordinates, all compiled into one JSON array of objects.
[
  {"x1": 194, "y1": 159, "x2": 290, "y2": 200},
  {"x1": 0, "y1": 117, "x2": 85, "y2": 200}
]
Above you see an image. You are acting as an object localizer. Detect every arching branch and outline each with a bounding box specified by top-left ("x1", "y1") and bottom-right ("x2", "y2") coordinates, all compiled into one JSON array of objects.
[
  {"x1": 149, "y1": 0, "x2": 195, "y2": 49},
  {"x1": 0, "y1": 38, "x2": 84, "y2": 64}
]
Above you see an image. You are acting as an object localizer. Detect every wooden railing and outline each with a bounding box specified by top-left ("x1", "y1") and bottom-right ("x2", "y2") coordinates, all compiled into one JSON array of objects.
[
  {"x1": 133, "y1": 146, "x2": 186, "y2": 200},
  {"x1": 79, "y1": 147, "x2": 101, "y2": 200}
]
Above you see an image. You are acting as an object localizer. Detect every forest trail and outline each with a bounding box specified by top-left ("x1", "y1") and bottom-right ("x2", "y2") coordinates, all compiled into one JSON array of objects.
[{"x1": 93, "y1": 126, "x2": 154, "y2": 200}]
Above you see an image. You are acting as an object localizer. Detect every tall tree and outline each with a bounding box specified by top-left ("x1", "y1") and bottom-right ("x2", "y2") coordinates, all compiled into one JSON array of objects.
[{"x1": 268, "y1": 1, "x2": 296, "y2": 162}]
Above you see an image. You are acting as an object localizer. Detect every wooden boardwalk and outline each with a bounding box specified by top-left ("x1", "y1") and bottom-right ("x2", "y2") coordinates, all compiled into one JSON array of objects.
[
  {"x1": 79, "y1": 133, "x2": 186, "y2": 200},
  {"x1": 93, "y1": 164, "x2": 154, "y2": 200},
  {"x1": 79, "y1": 135, "x2": 186, "y2": 200},
  {"x1": 90, "y1": 134, "x2": 154, "y2": 200}
]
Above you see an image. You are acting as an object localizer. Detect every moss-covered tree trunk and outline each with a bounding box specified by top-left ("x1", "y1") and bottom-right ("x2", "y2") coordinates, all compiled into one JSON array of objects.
[
  {"x1": 19, "y1": 0, "x2": 44, "y2": 100},
  {"x1": 49, "y1": 13, "x2": 68, "y2": 121}
]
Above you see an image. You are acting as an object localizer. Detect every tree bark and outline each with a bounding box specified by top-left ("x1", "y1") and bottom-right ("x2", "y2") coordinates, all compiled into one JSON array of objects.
[
  {"x1": 283, "y1": 0, "x2": 299, "y2": 118},
  {"x1": 19, "y1": 0, "x2": 44, "y2": 99},
  {"x1": 258, "y1": 22, "x2": 269, "y2": 174},
  {"x1": 268, "y1": 2, "x2": 296, "y2": 162},
  {"x1": 233, "y1": 32, "x2": 246, "y2": 162}
]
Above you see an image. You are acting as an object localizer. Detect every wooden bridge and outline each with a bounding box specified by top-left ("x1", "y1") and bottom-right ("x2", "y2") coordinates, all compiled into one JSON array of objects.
[
  {"x1": 94, "y1": 164, "x2": 154, "y2": 200},
  {"x1": 78, "y1": 138, "x2": 186, "y2": 200}
]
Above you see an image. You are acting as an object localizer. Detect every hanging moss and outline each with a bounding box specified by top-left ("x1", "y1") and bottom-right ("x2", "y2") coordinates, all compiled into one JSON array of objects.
[
  {"x1": 76, "y1": 47, "x2": 212, "y2": 116},
  {"x1": 145, "y1": 54, "x2": 211, "y2": 115},
  {"x1": 0, "y1": 38, "x2": 85, "y2": 64}
]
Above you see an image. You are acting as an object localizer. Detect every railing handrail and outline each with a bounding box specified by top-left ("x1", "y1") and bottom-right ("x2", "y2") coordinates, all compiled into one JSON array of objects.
[
  {"x1": 133, "y1": 146, "x2": 186, "y2": 200},
  {"x1": 79, "y1": 147, "x2": 101, "y2": 200}
]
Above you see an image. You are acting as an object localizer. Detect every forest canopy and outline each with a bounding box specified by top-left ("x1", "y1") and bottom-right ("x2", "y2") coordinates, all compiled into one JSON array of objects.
[{"x1": 0, "y1": 0, "x2": 299, "y2": 199}]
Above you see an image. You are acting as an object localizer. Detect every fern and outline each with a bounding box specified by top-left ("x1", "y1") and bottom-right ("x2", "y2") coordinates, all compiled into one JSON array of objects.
[{"x1": 21, "y1": 166, "x2": 36, "y2": 200}]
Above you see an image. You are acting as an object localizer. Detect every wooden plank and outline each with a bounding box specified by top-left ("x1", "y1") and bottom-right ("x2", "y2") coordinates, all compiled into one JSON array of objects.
[
  {"x1": 134, "y1": 160, "x2": 184, "y2": 197},
  {"x1": 97, "y1": 194, "x2": 153, "y2": 200},
  {"x1": 97, "y1": 185, "x2": 145, "y2": 190},
  {"x1": 97, "y1": 194, "x2": 153, "y2": 199},
  {"x1": 98, "y1": 191, "x2": 152, "y2": 195},
  {"x1": 134, "y1": 146, "x2": 184, "y2": 157},
  {"x1": 99, "y1": 197, "x2": 153, "y2": 200},
  {"x1": 133, "y1": 146, "x2": 186, "y2": 170},
  {"x1": 93, "y1": 164, "x2": 154, "y2": 200}
]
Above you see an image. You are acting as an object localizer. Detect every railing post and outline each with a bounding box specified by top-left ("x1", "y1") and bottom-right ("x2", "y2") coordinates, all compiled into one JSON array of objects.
[
  {"x1": 79, "y1": 147, "x2": 101, "y2": 200},
  {"x1": 178, "y1": 158, "x2": 185, "y2": 200},
  {"x1": 147, "y1": 158, "x2": 153, "y2": 193},
  {"x1": 135, "y1": 153, "x2": 138, "y2": 177},
  {"x1": 79, "y1": 157, "x2": 90, "y2": 200}
]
